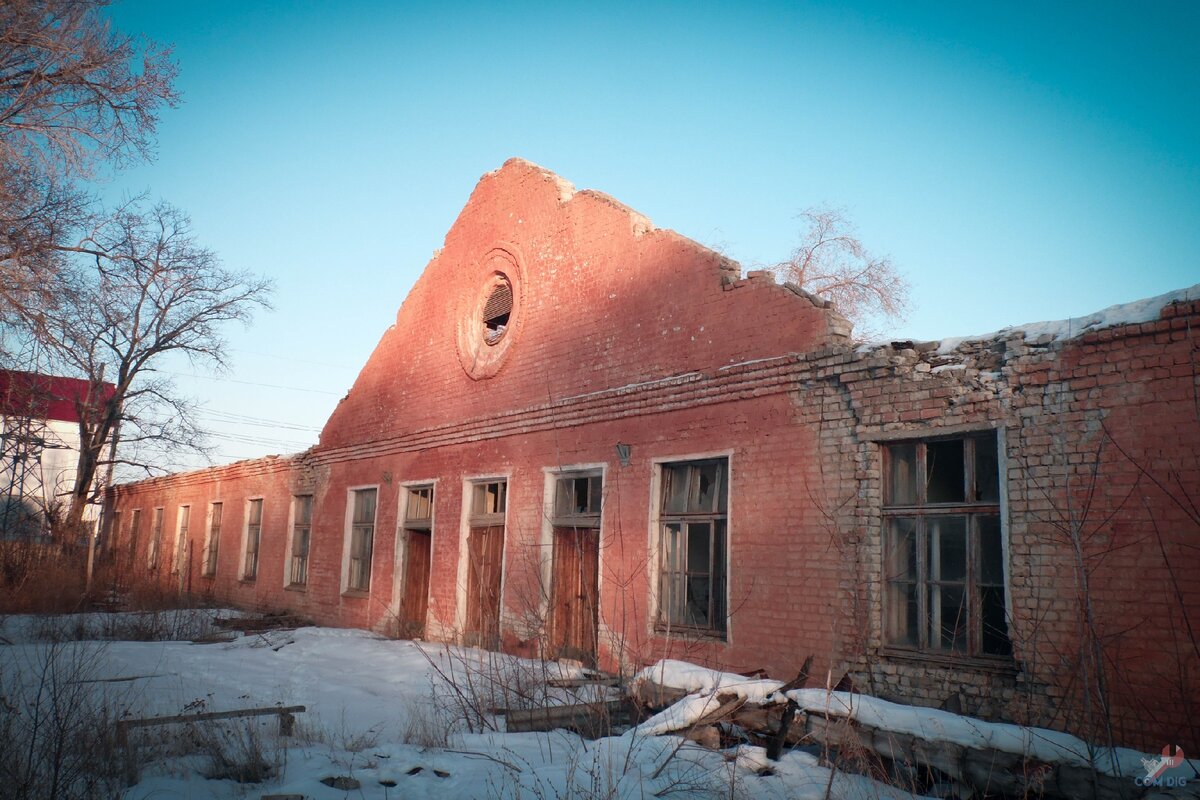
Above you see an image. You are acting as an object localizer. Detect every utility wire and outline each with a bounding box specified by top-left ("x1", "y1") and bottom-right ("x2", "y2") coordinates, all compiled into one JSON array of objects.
[
  {"x1": 201, "y1": 410, "x2": 322, "y2": 433},
  {"x1": 230, "y1": 348, "x2": 356, "y2": 370},
  {"x1": 165, "y1": 371, "x2": 343, "y2": 395}
]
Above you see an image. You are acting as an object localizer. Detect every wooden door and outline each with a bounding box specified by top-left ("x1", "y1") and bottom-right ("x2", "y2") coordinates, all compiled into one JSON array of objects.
[
  {"x1": 465, "y1": 525, "x2": 504, "y2": 649},
  {"x1": 400, "y1": 531, "x2": 431, "y2": 638},
  {"x1": 550, "y1": 527, "x2": 599, "y2": 666}
]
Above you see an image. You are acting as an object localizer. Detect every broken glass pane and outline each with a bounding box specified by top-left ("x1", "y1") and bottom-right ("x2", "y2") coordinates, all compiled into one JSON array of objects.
[
  {"x1": 712, "y1": 521, "x2": 726, "y2": 630},
  {"x1": 687, "y1": 522, "x2": 711, "y2": 575},
  {"x1": 685, "y1": 575, "x2": 711, "y2": 628},
  {"x1": 662, "y1": 523, "x2": 683, "y2": 573},
  {"x1": 929, "y1": 516, "x2": 967, "y2": 582},
  {"x1": 663, "y1": 465, "x2": 690, "y2": 514},
  {"x1": 888, "y1": 443, "x2": 918, "y2": 505},
  {"x1": 974, "y1": 435, "x2": 1000, "y2": 503},
  {"x1": 472, "y1": 482, "x2": 505, "y2": 516},
  {"x1": 980, "y1": 585, "x2": 1012, "y2": 655},
  {"x1": 406, "y1": 487, "x2": 432, "y2": 521},
  {"x1": 886, "y1": 581, "x2": 918, "y2": 647},
  {"x1": 926, "y1": 439, "x2": 965, "y2": 503},
  {"x1": 885, "y1": 517, "x2": 917, "y2": 581},
  {"x1": 695, "y1": 462, "x2": 720, "y2": 512},
  {"x1": 934, "y1": 584, "x2": 968, "y2": 652},
  {"x1": 979, "y1": 515, "x2": 1004, "y2": 585}
]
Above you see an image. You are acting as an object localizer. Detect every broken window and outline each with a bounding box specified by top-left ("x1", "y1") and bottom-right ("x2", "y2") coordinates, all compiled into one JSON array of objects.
[
  {"x1": 883, "y1": 433, "x2": 1010, "y2": 657},
  {"x1": 172, "y1": 505, "x2": 190, "y2": 574},
  {"x1": 658, "y1": 459, "x2": 728, "y2": 636},
  {"x1": 347, "y1": 488, "x2": 376, "y2": 592},
  {"x1": 148, "y1": 507, "x2": 163, "y2": 570},
  {"x1": 106, "y1": 510, "x2": 121, "y2": 557},
  {"x1": 482, "y1": 277, "x2": 513, "y2": 345},
  {"x1": 554, "y1": 474, "x2": 602, "y2": 521},
  {"x1": 243, "y1": 499, "x2": 262, "y2": 581},
  {"x1": 128, "y1": 509, "x2": 141, "y2": 569},
  {"x1": 289, "y1": 495, "x2": 312, "y2": 586},
  {"x1": 406, "y1": 486, "x2": 434, "y2": 525},
  {"x1": 203, "y1": 503, "x2": 222, "y2": 577}
]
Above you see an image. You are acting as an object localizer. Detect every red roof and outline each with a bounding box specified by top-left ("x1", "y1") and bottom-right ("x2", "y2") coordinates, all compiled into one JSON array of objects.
[{"x1": 0, "y1": 370, "x2": 116, "y2": 424}]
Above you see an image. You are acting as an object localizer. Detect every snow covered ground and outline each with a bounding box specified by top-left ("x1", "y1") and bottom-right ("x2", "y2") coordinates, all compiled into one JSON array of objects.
[{"x1": 0, "y1": 611, "x2": 928, "y2": 800}]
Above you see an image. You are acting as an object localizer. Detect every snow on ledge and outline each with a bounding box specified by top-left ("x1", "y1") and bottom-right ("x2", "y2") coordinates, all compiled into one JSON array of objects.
[
  {"x1": 784, "y1": 688, "x2": 1200, "y2": 779},
  {"x1": 934, "y1": 283, "x2": 1199, "y2": 355},
  {"x1": 631, "y1": 659, "x2": 1200, "y2": 780}
]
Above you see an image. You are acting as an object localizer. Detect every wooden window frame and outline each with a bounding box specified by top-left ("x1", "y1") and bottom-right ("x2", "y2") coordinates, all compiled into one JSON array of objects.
[
  {"x1": 655, "y1": 458, "x2": 729, "y2": 638},
  {"x1": 882, "y1": 432, "x2": 1011, "y2": 661},
  {"x1": 345, "y1": 488, "x2": 377, "y2": 594},
  {"x1": 288, "y1": 495, "x2": 312, "y2": 588},
  {"x1": 171, "y1": 505, "x2": 191, "y2": 575},
  {"x1": 202, "y1": 502, "x2": 222, "y2": 577},
  {"x1": 242, "y1": 498, "x2": 263, "y2": 581},
  {"x1": 107, "y1": 510, "x2": 121, "y2": 558},
  {"x1": 148, "y1": 507, "x2": 164, "y2": 571},
  {"x1": 127, "y1": 509, "x2": 141, "y2": 569},
  {"x1": 551, "y1": 473, "x2": 602, "y2": 531}
]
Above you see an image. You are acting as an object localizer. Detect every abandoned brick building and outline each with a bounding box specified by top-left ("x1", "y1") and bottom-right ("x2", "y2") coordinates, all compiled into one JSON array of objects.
[{"x1": 105, "y1": 159, "x2": 1199, "y2": 752}]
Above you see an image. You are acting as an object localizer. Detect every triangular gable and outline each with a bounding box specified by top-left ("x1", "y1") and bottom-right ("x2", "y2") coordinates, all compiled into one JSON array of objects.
[{"x1": 319, "y1": 159, "x2": 844, "y2": 450}]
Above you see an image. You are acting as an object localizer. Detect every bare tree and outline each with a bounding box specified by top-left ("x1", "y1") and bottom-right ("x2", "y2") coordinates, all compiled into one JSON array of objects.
[
  {"x1": 0, "y1": 0, "x2": 178, "y2": 313},
  {"x1": 0, "y1": 2, "x2": 268, "y2": 537},
  {"x1": 28, "y1": 199, "x2": 273, "y2": 532},
  {"x1": 775, "y1": 207, "x2": 910, "y2": 338}
]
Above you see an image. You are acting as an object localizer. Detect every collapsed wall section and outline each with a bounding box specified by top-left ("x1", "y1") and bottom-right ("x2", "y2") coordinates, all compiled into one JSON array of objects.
[{"x1": 791, "y1": 292, "x2": 1200, "y2": 753}]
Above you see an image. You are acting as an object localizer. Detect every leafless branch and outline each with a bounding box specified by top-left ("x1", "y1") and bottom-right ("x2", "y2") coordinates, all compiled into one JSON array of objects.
[{"x1": 774, "y1": 206, "x2": 910, "y2": 340}]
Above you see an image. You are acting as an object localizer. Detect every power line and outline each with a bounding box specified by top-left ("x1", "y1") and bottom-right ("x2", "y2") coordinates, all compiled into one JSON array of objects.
[
  {"x1": 201, "y1": 409, "x2": 322, "y2": 433},
  {"x1": 206, "y1": 431, "x2": 313, "y2": 449},
  {"x1": 166, "y1": 371, "x2": 343, "y2": 396},
  {"x1": 230, "y1": 348, "x2": 356, "y2": 370}
]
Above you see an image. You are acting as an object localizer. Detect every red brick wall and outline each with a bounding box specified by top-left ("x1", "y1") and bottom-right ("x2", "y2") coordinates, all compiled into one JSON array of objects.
[
  {"x1": 318, "y1": 160, "x2": 841, "y2": 450},
  {"x1": 793, "y1": 302, "x2": 1200, "y2": 752},
  {"x1": 105, "y1": 159, "x2": 1200, "y2": 752}
]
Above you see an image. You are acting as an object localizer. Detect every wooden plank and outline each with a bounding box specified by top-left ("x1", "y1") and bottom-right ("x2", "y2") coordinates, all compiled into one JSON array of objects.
[
  {"x1": 690, "y1": 693, "x2": 745, "y2": 729},
  {"x1": 504, "y1": 700, "x2": 628, "y2": 737},
  {"x1": 631, "y1": 679, "x2": 689, "y2": 710},
  {"x1": 117, "y1": 705, "x2": 306, "y2": 743},
  {"x1": 117, "y1": 705, "x2": 306, "y2": 786},
  {"x1": 546, "y1": 676, "x2": 622, "y2": 689}
]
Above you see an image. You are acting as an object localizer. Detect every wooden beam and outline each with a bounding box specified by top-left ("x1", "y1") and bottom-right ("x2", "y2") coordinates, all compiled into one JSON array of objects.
[{"x1": 504, "y1": 700, "x2": 628, "y2": 737}]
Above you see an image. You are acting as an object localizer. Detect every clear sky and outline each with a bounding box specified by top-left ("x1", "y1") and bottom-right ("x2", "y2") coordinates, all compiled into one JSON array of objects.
[{"x1": 102, "y1": 0, "x2": 1199, "y2": 470}]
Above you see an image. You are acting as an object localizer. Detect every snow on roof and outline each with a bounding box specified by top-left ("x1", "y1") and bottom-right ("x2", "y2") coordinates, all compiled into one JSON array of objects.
[{"x1": 934, "y1": 283, "x2": 1199, "y2": 355}]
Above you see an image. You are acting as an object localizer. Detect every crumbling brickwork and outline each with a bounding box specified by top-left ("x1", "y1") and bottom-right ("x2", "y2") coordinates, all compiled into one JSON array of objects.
[{"x1": 106, "y1": 159, "x2": 1199, "y2": 752}]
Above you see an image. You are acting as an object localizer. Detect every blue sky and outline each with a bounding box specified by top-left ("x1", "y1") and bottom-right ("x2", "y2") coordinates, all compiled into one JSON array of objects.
[{"x1": 103, "y1": 0, "x2": 1199, "y2": 468}]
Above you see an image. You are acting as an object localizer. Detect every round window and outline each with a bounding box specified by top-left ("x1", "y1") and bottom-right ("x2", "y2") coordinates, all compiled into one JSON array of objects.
[
  {"x1": 455, "y1": 246, "x2": 524, "y2": 380},
  {"x1": 482, "y1": 276, "x2": 513, "y2": 345}
]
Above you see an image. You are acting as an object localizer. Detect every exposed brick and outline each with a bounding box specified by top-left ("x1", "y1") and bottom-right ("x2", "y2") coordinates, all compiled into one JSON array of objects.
[{"x1": 105, "y1": 160, "x2": 1200, "y2": 754}]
